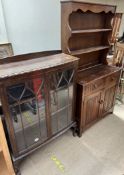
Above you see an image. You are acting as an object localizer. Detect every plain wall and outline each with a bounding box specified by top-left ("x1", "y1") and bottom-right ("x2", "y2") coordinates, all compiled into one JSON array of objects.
[
  {"x1": 1, "y1": 0, "x2": 124, "y2": 54},
  {"x1": 0, "y1": 0, "x2": 8, "y2": 43},
  {"x1": 2, "y1": 0, "x2": 61, "y2": 54}
]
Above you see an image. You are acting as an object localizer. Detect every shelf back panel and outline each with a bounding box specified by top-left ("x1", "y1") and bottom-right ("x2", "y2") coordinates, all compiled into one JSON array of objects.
[
  {"x1": 61, "y1": 1, "x2": 116, "y2": 70},
  {"x1": 77, "y1": 51, "x2": 103, "y2": 69},
  {"x1": 69, "y1": 11, "x2": 113, "y2": 30},
  {"x1": 69, "y1": 33, "x2": 109, "y2": 51}
]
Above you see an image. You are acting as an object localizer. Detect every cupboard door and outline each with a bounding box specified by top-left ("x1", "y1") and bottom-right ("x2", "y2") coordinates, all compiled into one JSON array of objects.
[
  {"x1": 6, "y1": 77, "x2": 48, "y2": 154},
  {"x1": 103, "y1": 85, "x2": 116, "y2": 114},
  {"x1": 49, "y1": 68, "x2": 75, "y2": 135},
  {"x1": 82, "y1": 91, "x2": 102, "y2": 129}
]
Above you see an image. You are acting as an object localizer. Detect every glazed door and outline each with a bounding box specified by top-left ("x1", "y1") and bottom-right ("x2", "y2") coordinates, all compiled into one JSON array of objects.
[
  {"x1": 82, "y1": 91, "x2": 102, "y2": 129},
  {"x1": 6, "y1": 77, "x2": 48, "y2": 154},
  {"x1": 48, "y1": 68, "x2": 75, "y2": 135},
  {"x1": 102, "y1": 85, "x2": 117, "y2": 114}
]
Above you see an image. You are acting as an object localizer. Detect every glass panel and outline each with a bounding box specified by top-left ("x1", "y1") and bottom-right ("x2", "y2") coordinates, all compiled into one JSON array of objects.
[
  {"x1": 40, "y1": 119, "x2": 47, "y2": 141},
  {"x1": 7, "y1": 77, "x2": 47, "y2": 152},
  {"x1": 58, "y1": 75, "x2": 68, "y2": 88},
  {"x1": 50, "y1": 91, "x2": 57, "y2": 114},
  {"x1": 58, "y1": 108, "x2": 68, "y2": 130},
  {"x1": 7, "y1": 83, "x2": 34, "y2": 105},
  {"x1": 68, "y1": 105, "x2": 73, "y2": 124},
  {"x1": 57, "y1": 87, "x2": 68, "y2": 109},
  {"x1": 36, "y1": 80, "x2": 47, "y2": 141},
  {"x1": 49, "y1": 68, "x2": 74, "y2": 135},
  {"x1": 64, "y1": 69, "x2": 74, "y2": 84},
  {"x1": 51, "y1": 113, "x2": 58, "y2": 135},
  {"x1": 20, "y1": 101, "x2": 41, "y2": 147},
  {"x1": 69, "y1": 84, "x2": 74, "y2": 104},
  {"x1": 10, "y1": 106, "x2": 26, "y2": 152}
]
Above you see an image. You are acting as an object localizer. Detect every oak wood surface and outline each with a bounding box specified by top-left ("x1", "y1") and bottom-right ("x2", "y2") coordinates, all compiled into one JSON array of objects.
[
  {"x1": 61, "y1": 1, "x2": 120, "y2": 136},
  {"x1": 61, "y1": 1, "x2": 115, "y2": 70},
  {"x1": 71, "y1": 28, "x2": 112, "y2": 34},
  {"x1": 0, "y1": 118, "x2": 15, "y2": 175},
  {"x1": 70, "y1": 46, "x2": 109, "y2": 55},
  {"x1": 77, "y1": 65, "x2": 120, "y2": 84},
  {"x1": 0, "y1": 53, "x2": 78, "y2": 79}
]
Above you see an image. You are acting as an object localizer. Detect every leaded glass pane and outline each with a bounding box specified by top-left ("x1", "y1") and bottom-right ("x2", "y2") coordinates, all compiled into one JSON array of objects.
[
  {"x1": 7, "y1": 77, "x2": 47, "y2": 153},
  {"x1": 69, "y1": 84, "x2": 74, "y2": 104},
  {"x1": 58, "y1": 108, "x2": 68, "y2": 130},
  {"x1": 20, "y1": 101, "x2": 41, "y2": 147},
  {"x1": 50, "y1": 91, "x2": 58, "y2": 114},
  {"x1": 57, "y1": 88, "x2": 68, "y2": 109},
  {"x1": 51, "y1": 113, "x2": 58, "y2": 135},
  {"x1": 68, "y1": 105, "x2": 73, "y2": 124},
  {"x1": 49, "y1": 68, "x2": 74, "y2": 135},
  {"x1": 10, "y1": 106, "x2": 26, "y2": 152}
]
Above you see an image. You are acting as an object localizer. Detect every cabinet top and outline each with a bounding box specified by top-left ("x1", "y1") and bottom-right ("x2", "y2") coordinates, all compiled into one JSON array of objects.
[
  {"x1": 61, "y1": 1, "x2": 116, "y2": 13},
  {"x1": 61, "y1": 0, "x2": 116, "y2": 7},
  {"x1": 77, "y1": 65, "x2": 120, "y2": 85},
  {"x1": 0, "y1": 53, "x2": 79, "y2": 79}
]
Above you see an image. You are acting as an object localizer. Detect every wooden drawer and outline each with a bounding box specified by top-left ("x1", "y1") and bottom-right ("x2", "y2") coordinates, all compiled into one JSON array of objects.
[
  {"x1": 105, "y1": 72, "x2": 120, "y2": 87},
  {"x1": 84, "y1": 78, "x2": 105, "y2": 96},
  {"x1": 83, "y1": 71, "x2": 120, "y2": 96}
]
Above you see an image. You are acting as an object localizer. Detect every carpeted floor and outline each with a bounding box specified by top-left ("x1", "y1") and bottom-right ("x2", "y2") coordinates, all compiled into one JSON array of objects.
[{"x1": 20, "y1": 103, "x2": 124, "y2": 175}]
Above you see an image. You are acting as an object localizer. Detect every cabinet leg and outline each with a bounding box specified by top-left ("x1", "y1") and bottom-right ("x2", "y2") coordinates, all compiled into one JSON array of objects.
[
  {"x1": 72, "y1": 126, "x2": 77, "y2": 137},
  {"x1": 78, "y1": 131, "x2": 83, "y2": 137},
  {"x1": 77, "y1": 128, "x2": 83, "y2": 137},
  {"x1": 13, "y1": 160, "x2": 21, "y2": 175},
  {"x1": 14, "y1": 165, "x2": 21, "y2": 175}
]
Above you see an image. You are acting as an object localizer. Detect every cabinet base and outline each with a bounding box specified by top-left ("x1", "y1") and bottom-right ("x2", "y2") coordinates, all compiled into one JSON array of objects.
[
  {"x1": 77, "y1": 108, "x2": 114, "y2": 137},
  {"x1": 12, "y1": 122, "x2": 77, "y2": 174}
]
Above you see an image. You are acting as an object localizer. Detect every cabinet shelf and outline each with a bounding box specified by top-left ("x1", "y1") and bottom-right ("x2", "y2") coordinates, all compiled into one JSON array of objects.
[
  {"x1": 71, "y1": 29, "x2": 112, "y2": 34},
  {"x1": 70, "y1": 46, "x2": 109, "y2": 55},
  {"x1": 9, "y1": 97, "x2": 36, "y2": 107}
]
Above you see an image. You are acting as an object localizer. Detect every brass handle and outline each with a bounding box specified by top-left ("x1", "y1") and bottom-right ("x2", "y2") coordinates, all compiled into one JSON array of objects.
[{"x1": 111, "y1": 77, "x2": 114, "y2": 81}]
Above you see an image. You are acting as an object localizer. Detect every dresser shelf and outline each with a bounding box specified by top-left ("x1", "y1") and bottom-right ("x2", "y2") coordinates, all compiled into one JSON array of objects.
[
  {"x1": 61, "y1": 1, "x2": 115, "y2": 70},
  {"x1": 70, "y1": 46, "x2": 109, "y2": 55},
  {"x1": 61, "y1": 1, "x2": 120, "y2": 137},
  {"x1": 71, "y1": 29, "x2": 112, "y2": 34}
]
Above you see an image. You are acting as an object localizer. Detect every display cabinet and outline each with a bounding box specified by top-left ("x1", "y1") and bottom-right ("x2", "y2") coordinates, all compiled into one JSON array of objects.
[
  {"x1": 61, "y1": 1, "x2": 121, "y2": 136},
  {"x1": 0, "y1": 51, "x2": 79, "y2": 173}
]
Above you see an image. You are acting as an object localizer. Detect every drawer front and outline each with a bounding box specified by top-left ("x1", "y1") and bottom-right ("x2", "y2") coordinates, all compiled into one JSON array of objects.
[
  {"x1": 105, "y1": 72, "x2": 120, "y2": 87},
  {"x1": 83, "y1": 71, "x2": 120, "y2": 96},
  {"x1": 84, "y1": 79, "x2": 105, "y2": 96}
]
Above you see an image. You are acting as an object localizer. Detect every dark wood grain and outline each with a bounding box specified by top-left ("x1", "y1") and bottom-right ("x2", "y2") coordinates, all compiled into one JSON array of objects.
[
  {"x1": 0, "y1": 51, "x2": 79, "y2": 172},
  {"x1": 61, "y1": 1, "x2": 115, "y2": 70},
  {"x1": 61, "y1": 1, "x2": 121, "y2": 136}
]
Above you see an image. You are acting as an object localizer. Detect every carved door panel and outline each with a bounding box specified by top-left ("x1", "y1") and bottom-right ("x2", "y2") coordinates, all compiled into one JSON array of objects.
[
  {"x1": 102, "y1": 85, "x2": 116, "y2": 114},
  {"x1": 82, "y1": 91, "x2": 102, "y2": 129}
]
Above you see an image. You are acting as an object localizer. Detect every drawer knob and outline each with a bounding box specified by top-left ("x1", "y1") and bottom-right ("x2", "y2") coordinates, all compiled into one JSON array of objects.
[
  {"x1": 99, "y1": 100, "x2": 104, "y2": 104},
  {"x1": 111, "y1": 77, "x2": 114, "y2": 81}
]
